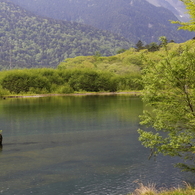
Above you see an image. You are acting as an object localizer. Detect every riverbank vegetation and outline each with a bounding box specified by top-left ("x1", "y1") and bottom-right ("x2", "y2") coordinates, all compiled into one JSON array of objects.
[
  {"x1": 130, "y1": 183, "x2": 195, "y2": 195},
  {"x1": 0, "y1": 68, "x2": 142, "y2": 96},
  {"x1": 1, "y1": 38, "x2": 195, "y2": 96}
]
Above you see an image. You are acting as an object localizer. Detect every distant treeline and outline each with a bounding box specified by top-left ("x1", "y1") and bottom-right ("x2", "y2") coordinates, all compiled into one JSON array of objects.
[{"x1": 0, "y1": 68, "x2": 142, "y2": 95}]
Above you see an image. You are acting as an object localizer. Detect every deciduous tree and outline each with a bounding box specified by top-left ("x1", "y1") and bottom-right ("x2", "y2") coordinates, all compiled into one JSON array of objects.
[
  {"x1": 138, "y1": 0, "x2": 195, "y2": 172},
  {"x1": 138, "y1": 41, "x2": 195, "y2": 172}
]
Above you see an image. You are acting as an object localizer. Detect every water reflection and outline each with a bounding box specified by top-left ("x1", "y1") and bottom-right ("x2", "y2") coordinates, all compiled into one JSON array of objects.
[{"x1": 0, "y1": 96, "x2": 194, "y2": 195}]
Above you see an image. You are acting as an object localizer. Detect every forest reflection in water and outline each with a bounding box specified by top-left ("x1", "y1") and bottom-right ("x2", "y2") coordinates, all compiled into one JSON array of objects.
[{"x1": 0, "y1": 95, "x2": 194, "y2": 195}]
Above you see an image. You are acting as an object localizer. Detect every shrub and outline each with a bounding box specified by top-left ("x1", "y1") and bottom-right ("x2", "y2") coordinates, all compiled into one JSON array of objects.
[
  {"x1": 2, "y1": 72, "x2": 32, "y2": 94},
  {"x1": 56, "y1": 84, "x2": 74, "y2": 94},
  {"x1": 1, "y1": 71, "x2": 50, "y2": 94},
  {"x1": 0, "y1": 86, "x2": 10, "y2": 96},
  {"x1": 95, "y1": 72, "x2": 117, "y2": 92},
  {"x1": 68, "y1": 69, "x2": 98, "y2": 92},
  {"x1": 116, "y1": 74, "x2": 143, "y2": 91}
]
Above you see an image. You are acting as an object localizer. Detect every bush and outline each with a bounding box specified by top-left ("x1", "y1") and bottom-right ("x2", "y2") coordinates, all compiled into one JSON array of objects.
[
  {"x1": 68, "y1": 69, "x2": 98, "y2": 92},
  {"x1": 78, "y1": 70, "x2": 99, "y2": 92},
  {"x1": 95, "y1": 72, "x2": 117, "y2": 92},
  {"x1": 0, "y1": 86, "x2": 10, "y2": 96},
  {"x1": 1, "y1": 72, "x2": 32, "y2": 94},
  {"x1": 68, "y1": 69, "x2": 117, "y2": 92},
  {"x1": 1, "y1": 71, "x2": 50, "y2": 94},
  {"x1": 0, "y1": 68, "x2": 142, "y2": 95},
  {"x1": 56, "y1": 84, "x2": 74, "y2": 94},
  {"x1": 116, "y1": 74, "x2": 143, "y2": 91},
  {"x1": 38, "y1": 68, "x2": 64, "y2": 85}
]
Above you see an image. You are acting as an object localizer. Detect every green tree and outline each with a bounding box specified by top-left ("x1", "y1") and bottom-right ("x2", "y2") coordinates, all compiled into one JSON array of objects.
[
  {"x1": 135, "y1": 40, "x2": 144, "y2": 51},
  {"x1": 145, "y1": 42, "x2": 159, "y2": 52},
  {"x1": 138, "y1": 2, "x2": 195, "y2": 171},
  {"x1": 116, "y1": 48, "x2": 127, "y2": 54},
  {"x1": 159, "y1": 36, "x2": 168, "y2": 50},
  {"x1": 138, "y1": 45, "x2": 195, "y2": 172},
  {"x1": 1, "y1": 71, "x2": 50, "y2": 94}
]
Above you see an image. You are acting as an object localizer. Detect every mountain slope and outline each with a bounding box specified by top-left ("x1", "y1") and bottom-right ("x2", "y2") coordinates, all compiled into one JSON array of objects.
[
  {"x1": 0, "y1": 0, "x2": 131, "y2": 69},
  {"x1": 9, "y1": 0, "x2": 195, "y2": 44},
  {"x1": 146, "y1": 0, "x2": 189, "y2": 22}
]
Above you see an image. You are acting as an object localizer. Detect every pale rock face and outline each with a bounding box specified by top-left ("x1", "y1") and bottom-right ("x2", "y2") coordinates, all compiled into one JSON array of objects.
[{"x1": 146, "y1": 0, "x2": 189, "y2": 22}]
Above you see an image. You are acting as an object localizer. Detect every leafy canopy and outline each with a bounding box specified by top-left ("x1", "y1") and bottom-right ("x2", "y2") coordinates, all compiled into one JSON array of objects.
[
  {"x1": 138, "y1": 0, "x2": 195, "y2": 172},
  {"x1": 138, "y1": 36, "x2": 195, "y2": 171}
]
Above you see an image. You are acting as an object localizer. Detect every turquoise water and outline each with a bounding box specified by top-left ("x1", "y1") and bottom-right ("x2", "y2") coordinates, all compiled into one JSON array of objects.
[{"x1": 0, "y1": 95, "x2": 194, "y2": 195}]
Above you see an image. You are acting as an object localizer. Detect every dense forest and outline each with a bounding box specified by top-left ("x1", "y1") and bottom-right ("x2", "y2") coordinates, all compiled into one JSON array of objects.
[
  {"x1": 0, "y1": 0, "x2": 131, "y2": 69},
  {"x1": 9, "y1": 0, "x2": 194, "y2": 44},
  {"x1": 0, "y1": 38, "x2": 194, "y2": 96}
]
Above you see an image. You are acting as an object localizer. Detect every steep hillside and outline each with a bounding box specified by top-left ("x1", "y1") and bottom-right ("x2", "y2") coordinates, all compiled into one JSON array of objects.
[
  {"x1": 9, "y1": 0, "x2": 195, "y2": 44},
  {"x1": 146, "y1": 0, "x2": 189, "y2": 22},
  {"x1": 0, "y1": 0, "x2": 131, "y2": 69}
]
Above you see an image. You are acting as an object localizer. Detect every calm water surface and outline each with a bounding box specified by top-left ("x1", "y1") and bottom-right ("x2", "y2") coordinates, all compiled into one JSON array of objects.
[{"x1": 0, "y1": 95, "x2": 194, "y2": 195}]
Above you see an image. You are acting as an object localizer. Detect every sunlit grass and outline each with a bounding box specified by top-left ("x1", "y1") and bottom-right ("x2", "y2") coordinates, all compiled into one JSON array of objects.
[{"x1": 129, "y1": 183, "x2": 195, "y2": 195}]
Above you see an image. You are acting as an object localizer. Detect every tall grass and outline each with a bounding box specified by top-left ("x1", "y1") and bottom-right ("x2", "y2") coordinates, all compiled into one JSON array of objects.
[{"x1": 130, "y1": 182, "x2": 195, "y2": 195}]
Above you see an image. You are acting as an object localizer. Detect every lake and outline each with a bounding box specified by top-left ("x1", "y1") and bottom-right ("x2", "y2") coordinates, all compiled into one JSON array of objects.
[{"x1": 0, "y1": 95, "x2": 194, "y2": 195}]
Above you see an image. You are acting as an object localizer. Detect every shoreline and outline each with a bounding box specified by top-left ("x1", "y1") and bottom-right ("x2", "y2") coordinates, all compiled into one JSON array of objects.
[{"x1": 4, "y1": 91, "x2": 141, "y2": 98}]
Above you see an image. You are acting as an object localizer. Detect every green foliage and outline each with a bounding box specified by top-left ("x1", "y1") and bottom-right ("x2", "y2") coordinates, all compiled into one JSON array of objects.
[
  {"x1": 56, "y1": 39, "x2": 195, "y2": 97},
  {"x1": 116, "y1": 48, "x2": 127, "y2": 54},
  {"x1": 145, "y1": 42, "x2": 160, "y2": 52},
  {"x1": 56, "y1": 84, "x2": 74, "y2": 94},
  {"x1": 0, "y1": 68, "x2": 142, "y2": 95},
  {"x1": 71, "y1": 70, "x2": 99, "y2": 92},
  {"x1": 96, "y1": 72, "x2": 117, "y2": 92},
  {"x1": 159, "y1": 36, "x2": 168, "y2": 51},
  {"x1": 68, "y1": 69, "x2": 117, "y2": 92},
  {"x1": 138, "y1": 42, "x2": 195, "y2": 172},
  {"x1": 0, "y1": 85, "x2": 10, "y2": 96},
  {"x1": 136, "y1": 40, "x2": 144, "y2": 51},
  {"x1": 115, "y1": 74, "x2": 143, "y2": 91},
  {"x1": 58, "y1": 49, "x2": 143, "y2": 74},
  {"x1": 2, "y1": 40, "x2": 195, "y2": 96},
  {"x1": 1, "y1": 70, "x2": 50, "y2": 94},
  {"x1": 5, "y1": 39, "x2": 194, "y2": 96}
]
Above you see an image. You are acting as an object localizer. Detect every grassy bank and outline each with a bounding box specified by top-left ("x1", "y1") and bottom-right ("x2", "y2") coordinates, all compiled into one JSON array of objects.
[{"x1": 130, "y1": 183, "x2": 195, "y2": 195}]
